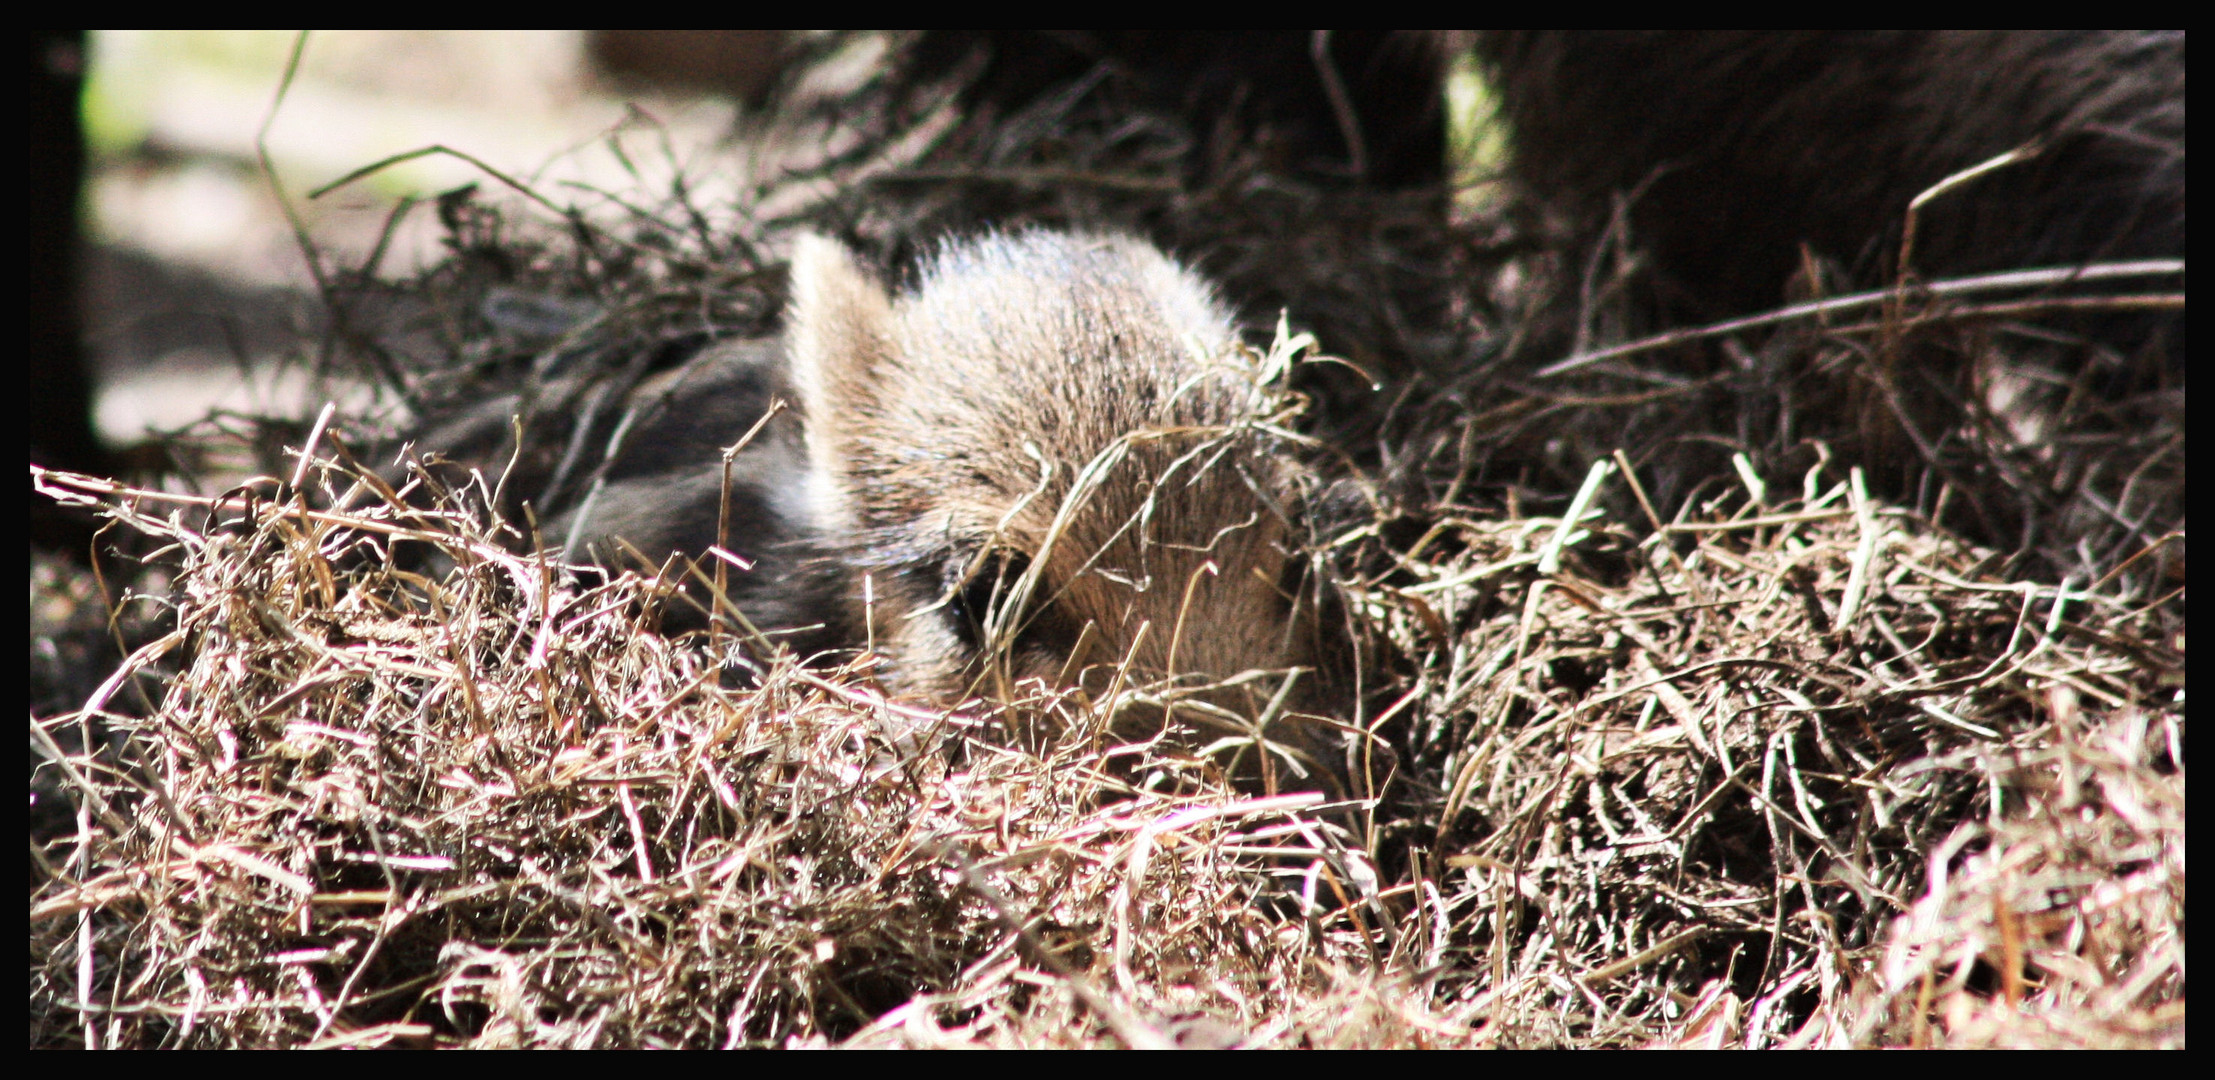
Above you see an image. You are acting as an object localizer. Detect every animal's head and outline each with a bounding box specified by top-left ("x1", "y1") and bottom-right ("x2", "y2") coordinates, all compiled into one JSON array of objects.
[{"x1": 786, "y1": 231, "x2": 1317, "y2": 732}]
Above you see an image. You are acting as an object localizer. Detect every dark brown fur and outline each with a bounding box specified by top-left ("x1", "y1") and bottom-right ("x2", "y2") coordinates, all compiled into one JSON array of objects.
[
  {"x1": 401, "y1": 334, "x2": 843, "y2": 654},
  {"x1": 1475, "y1": 31, "x2": 2185, "y2": 318}
]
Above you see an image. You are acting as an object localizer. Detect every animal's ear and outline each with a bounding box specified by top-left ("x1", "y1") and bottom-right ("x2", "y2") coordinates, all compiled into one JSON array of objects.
[{"x1": 786, "y1": 233, "x2": 897, "y2": 527}]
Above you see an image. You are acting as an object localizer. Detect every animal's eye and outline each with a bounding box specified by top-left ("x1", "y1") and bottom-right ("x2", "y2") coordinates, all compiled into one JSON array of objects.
[
  {"x1": 1274, "y1": 552, "x2": 1310, "y2": 613},
  {"x1": 943, "y1": 549, "x2": 1032, "y2": 650}
]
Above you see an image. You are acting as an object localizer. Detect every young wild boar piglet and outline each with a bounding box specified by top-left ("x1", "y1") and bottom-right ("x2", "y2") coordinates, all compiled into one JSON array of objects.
[
  {"x1": 521, "y1": 231, "x2": 1326, "y2": 753},
  {"x1": 785, "y1": 231, "x2": 1320, "y2": 737}
]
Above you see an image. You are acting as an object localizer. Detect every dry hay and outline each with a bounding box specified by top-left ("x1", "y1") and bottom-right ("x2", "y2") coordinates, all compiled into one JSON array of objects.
[
  {"x1": 31, "y1": 33, "x2": 2184, "y2": 1049},
  {"x1": 30, "y1": 428, "x2": 2182, "y2": 1046}
]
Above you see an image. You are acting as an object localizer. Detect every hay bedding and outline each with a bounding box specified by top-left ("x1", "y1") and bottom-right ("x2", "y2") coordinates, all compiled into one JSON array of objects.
[
  {"x1": 29, "y1": 453, "x2": 2182, "y2": 1047},
  {"x1": 31, "y1": 34, "x2": 2184, "y2": 1048}
]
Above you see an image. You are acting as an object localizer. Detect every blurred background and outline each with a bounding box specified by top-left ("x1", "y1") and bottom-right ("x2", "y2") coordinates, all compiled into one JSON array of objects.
[
  {"x1": 41, "y1": 31, "x2": 1501, "y2": 471},
  {"x1": 48, "y1": 30, "x2": 786, "y2": 460}
]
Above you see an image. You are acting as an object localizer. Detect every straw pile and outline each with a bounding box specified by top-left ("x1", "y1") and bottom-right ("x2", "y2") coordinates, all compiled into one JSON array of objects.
[{"x1": 30, "y1": 432, "x2": 2181, "y2": 1046}]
